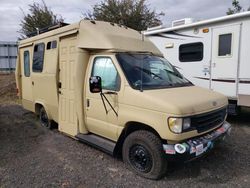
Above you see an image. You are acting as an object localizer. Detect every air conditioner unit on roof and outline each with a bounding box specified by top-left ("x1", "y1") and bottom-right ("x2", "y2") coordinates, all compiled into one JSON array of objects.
[{"x1": 172, "y1": 18, "x2": 194, "y2": 27}]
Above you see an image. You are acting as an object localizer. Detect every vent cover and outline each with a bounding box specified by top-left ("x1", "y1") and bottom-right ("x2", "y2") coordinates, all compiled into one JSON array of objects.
[{"x1": 172, "y1": 18, "x2": 194, "y2": 27}]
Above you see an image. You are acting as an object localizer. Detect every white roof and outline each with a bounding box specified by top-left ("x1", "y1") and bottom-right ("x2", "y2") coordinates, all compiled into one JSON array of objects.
[{"x1": 144, "y1": 11, "x2": 250, "y2": 35}]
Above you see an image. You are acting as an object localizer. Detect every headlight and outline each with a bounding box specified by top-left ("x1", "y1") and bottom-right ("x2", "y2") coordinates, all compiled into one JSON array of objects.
[
  {"x1": 168, "y1": 118, "x2": 182, "y2": 133},
  {"x1": 168, "y1": 117, "x2": 191, "y2": 133}
]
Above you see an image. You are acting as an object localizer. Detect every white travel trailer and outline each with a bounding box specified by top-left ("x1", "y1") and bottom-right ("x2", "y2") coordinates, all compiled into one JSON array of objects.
[{"x1": 144, "y1": 12, "x2": 250, "y2": 114}]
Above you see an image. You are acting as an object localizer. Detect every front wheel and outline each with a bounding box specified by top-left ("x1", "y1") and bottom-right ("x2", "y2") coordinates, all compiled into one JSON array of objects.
[{"x1": 122, "y1": 130, "x2": 167, "y2": 180}]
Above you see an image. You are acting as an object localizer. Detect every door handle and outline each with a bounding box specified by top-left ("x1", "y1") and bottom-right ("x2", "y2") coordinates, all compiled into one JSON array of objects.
[
  {"x1": 32, "y1": 81, "x2": 34, "y2": 85},
  {"x1": 87, "y1": 99, "x2": 90, "y2": 107}
]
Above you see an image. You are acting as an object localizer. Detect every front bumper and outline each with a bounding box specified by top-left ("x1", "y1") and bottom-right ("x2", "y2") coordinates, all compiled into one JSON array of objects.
[{"x1": 163, "y1": 121, "x2": 232, "y2": 161}]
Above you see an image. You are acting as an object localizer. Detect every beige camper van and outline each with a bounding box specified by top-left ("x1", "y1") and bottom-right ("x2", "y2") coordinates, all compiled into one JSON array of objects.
[{"x1": 15, "y1": 20, "x2": 231, "y2": 179}]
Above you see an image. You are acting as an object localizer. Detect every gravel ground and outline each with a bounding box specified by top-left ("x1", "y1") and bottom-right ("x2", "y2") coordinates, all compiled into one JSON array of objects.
[
  {"x1": 0, "y1": 104, "x2": 249, "y2": 188},
  {"x1": 0, "y1": 74, "x2": 18, "y2": 105}
]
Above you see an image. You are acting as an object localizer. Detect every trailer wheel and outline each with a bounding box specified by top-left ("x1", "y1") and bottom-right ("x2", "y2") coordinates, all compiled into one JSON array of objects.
[
  {"x1": 122, "y1": 130, "x2": 167, "y2": 180},
  {"x1": 39, "y1": 107, "x2": 53, "y2": 129}
]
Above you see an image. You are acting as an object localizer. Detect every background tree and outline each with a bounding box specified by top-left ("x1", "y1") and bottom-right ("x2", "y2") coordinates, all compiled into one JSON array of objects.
[
  {"x1": 19, "y1": 0, "x2": 63, "y2": 38},
  {"x1": 84, "y1": 0, "x2": 164, "y2": 31},
  {"x1": 227, "y1": 0, "x2": 243, "y2": 15}
]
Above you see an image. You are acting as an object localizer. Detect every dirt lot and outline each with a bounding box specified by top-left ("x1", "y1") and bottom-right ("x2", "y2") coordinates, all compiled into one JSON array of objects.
[
  {"x1": 0, "y1": 74, "x2": 250, "y2": 187},
  {"x1": 0, "y1": 74, "x2": 18, "y2": 104}
]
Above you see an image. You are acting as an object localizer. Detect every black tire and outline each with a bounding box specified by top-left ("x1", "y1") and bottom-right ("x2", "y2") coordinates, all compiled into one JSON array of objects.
[
  {"x1": 122, "y1": 130, "x2": 167, "y2": 180},
  {"x1": 39, "y1": 107, "x2": 53, "y2": 129}
]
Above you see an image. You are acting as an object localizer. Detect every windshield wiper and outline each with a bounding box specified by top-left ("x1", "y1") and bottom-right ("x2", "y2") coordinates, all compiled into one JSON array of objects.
[
  {"x1": 135, "y1": 66, "x2": 163, "y2": 80},
  {"x1": 163, "y1": 69, "x2": 183, "y2": 78}
]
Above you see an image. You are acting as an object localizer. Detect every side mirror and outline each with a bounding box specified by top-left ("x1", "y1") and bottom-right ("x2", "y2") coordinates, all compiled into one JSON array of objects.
[{"x1": 89, "y1": 76, "x2": 102, "y2": 93}]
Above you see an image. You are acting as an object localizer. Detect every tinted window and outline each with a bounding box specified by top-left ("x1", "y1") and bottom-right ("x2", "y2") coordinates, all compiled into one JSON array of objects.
[
  {"x1": 179, "y1": 42, "x2": 204, "y2": 62},
  {"x1": 218, "y1": 34, "x2": 232, "y2": 56},
  {"x1": 33, "y1": 43, "x2": 45, "y2": 72},
  {"x1": 47, "y1": 41, "x2": 57, "y2": 50},
  {"x1": 116, "y1": 53, "x2": 192, "y2": 90},
  {"x1": 24, "y1": 51, "x2": 30, "y2": 77},
  {"x1": 92, "y1": 57, "x2": 120, "y2": 91}
]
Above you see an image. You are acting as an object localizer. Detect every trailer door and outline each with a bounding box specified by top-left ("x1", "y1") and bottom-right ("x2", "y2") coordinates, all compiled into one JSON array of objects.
[{"x1": 211, "y1": 24, "x2": 241, "y2": 98}]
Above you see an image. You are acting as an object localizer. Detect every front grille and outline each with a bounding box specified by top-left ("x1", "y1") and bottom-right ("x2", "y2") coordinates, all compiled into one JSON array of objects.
[{"x1": 191, "y1": 108, "x2": 227, "y2": 133}]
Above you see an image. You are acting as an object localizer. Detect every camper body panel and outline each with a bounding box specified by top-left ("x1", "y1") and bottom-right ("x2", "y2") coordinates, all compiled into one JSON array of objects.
[
  {"x1": 145, "y1": 12, "x2": 250, "y2": 108},
  {"x1": 31, "y1": 35, "x2": 59, "y2": 122},
  {"x1": 237, "y1": 19, "x2": 250, "y2": 106},
  {"x1": 76, "y1": 49, "x2": 90, "y2": 135},
  {"x1": 146, "y1": 28, "x2": 212, "y2": 89}
]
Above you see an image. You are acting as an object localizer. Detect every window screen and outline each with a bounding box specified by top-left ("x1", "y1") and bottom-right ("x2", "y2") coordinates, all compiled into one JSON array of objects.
[
  {"x1": 33, "y1": 43, "x2": 45, "y2": 72},
  {"x1": 218, "y1": 33, "x2": 232, "y2": 56},
  {"x1": 47, "y1": 41, "x2": 57, "y2": 50},
  {"x1": 92, "y1": 57, "x2": 120, "y2": 91},
  {"x1": 179, "y1": 42, "x2": 204, "y2": 62},
  {"x1": 24, "y1": 51, "x2": 30, "y2": 77}
]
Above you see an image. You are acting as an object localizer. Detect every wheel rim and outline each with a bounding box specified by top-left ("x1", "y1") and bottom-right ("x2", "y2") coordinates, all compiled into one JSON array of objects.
[
  {"x1": 40, "y1": 109, "x2": 49, "y2": 128},
  {"x1": 129, "y1": 144, "x2": 153, "y2": 173}
]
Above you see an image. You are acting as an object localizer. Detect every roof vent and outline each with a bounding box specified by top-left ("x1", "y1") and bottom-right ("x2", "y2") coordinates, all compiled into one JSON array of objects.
[
  {"x1": 147, "y1": 25, "x2": 164, "y2": 31},
  {"x1": 172, "y1": 18, "x2": 194, "y2": 27}
]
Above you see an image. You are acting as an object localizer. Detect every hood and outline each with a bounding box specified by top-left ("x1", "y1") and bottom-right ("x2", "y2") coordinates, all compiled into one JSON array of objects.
[{"x1": 123, "y1": 86, "x2": 228, "y2": 116}]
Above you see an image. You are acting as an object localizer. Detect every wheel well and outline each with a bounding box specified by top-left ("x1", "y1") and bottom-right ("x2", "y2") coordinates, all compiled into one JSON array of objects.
[
  {"x1": 35, "y1": 103, "x2": 43, "y2": 115},
  {"x1": 113, "y1": 122, "x2": 162, "y2": 158}
]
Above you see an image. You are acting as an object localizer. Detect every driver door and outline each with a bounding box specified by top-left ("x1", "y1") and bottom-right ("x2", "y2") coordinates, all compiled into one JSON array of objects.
[{"x1": 85, "y1": 56, "x2": 121, "y2": 141}]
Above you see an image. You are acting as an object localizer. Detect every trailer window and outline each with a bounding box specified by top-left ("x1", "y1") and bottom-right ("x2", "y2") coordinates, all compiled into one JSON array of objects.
[
  {"x1": 47, "y1": 41, "x2": 57, "y2": 50},
  {"x1": 24, "y1": 51, "x2": 30, "y2": 77},
  {"x1": 179, "y1": 42, "x2": 203, "y2": 62},
  {"x1": 92, "y1": 57, "x2": 120, "y2": 91},
  {"x1": 218, "y1": 33, "x2": 232, "y2": 56},
  {"x1": 33, "y1": 43, "x2": 45, "y2": 72}
]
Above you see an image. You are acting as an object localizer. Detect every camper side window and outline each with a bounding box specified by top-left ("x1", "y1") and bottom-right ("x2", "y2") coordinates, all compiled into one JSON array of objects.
[
  {"x1": 47, "y1": 41, "x2": 57, "y2": 50},
  {"x1": 218, "y1": 34, "x2": 232, "y2": 56},
  {"x1": 179, "y1": 42, "x2": 204, "y2": 62},
  {"x1": 92, "y1": 57, "x2": 120, "y2": 91},
  {"x1": 33, "y1": 43, "x2": 45, "y2": 72},
  {"x1": 24, "y1": 51, "x2": 30, "y2": 77}
]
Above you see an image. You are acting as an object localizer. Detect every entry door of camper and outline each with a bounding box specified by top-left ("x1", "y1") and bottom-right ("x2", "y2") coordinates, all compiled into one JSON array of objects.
[
  {"x1": 211, "y1": 24, "x2": 241, "y2": 98},
  {"x1": 20, "y1": 47, "x2": 34, "y2": 110},
  {"x1": 58, "y1": 36, "x2": 78, "y2": 136}
]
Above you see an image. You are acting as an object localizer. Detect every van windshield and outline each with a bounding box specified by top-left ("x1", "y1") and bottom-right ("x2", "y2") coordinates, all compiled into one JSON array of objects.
[{"x1": 116, "y1": 53, "x2": 192, "y2": 90}]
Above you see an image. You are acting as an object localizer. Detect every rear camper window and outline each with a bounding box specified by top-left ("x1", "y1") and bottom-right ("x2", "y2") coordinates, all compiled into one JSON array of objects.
[
  {"x1": 33, "y1": 43, "x2": 45, "y2": 72},
  {"x1": 179, "y1": 42, "x2": 204, "y2": 62},
  {"x1": 24, "y1": 51, "x2": 30, "y2": 77},
  {"x1": 218, "y1": 33, "x2": 232, "y2": 56},
  {"x1": 47, "y1": 41, "x2": 57, "y2": 50}
]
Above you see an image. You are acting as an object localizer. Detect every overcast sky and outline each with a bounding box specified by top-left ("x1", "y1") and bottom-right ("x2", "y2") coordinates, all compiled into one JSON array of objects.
[{"x1": 0, "y1": 0, "x2": 250, "y2": 41}]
